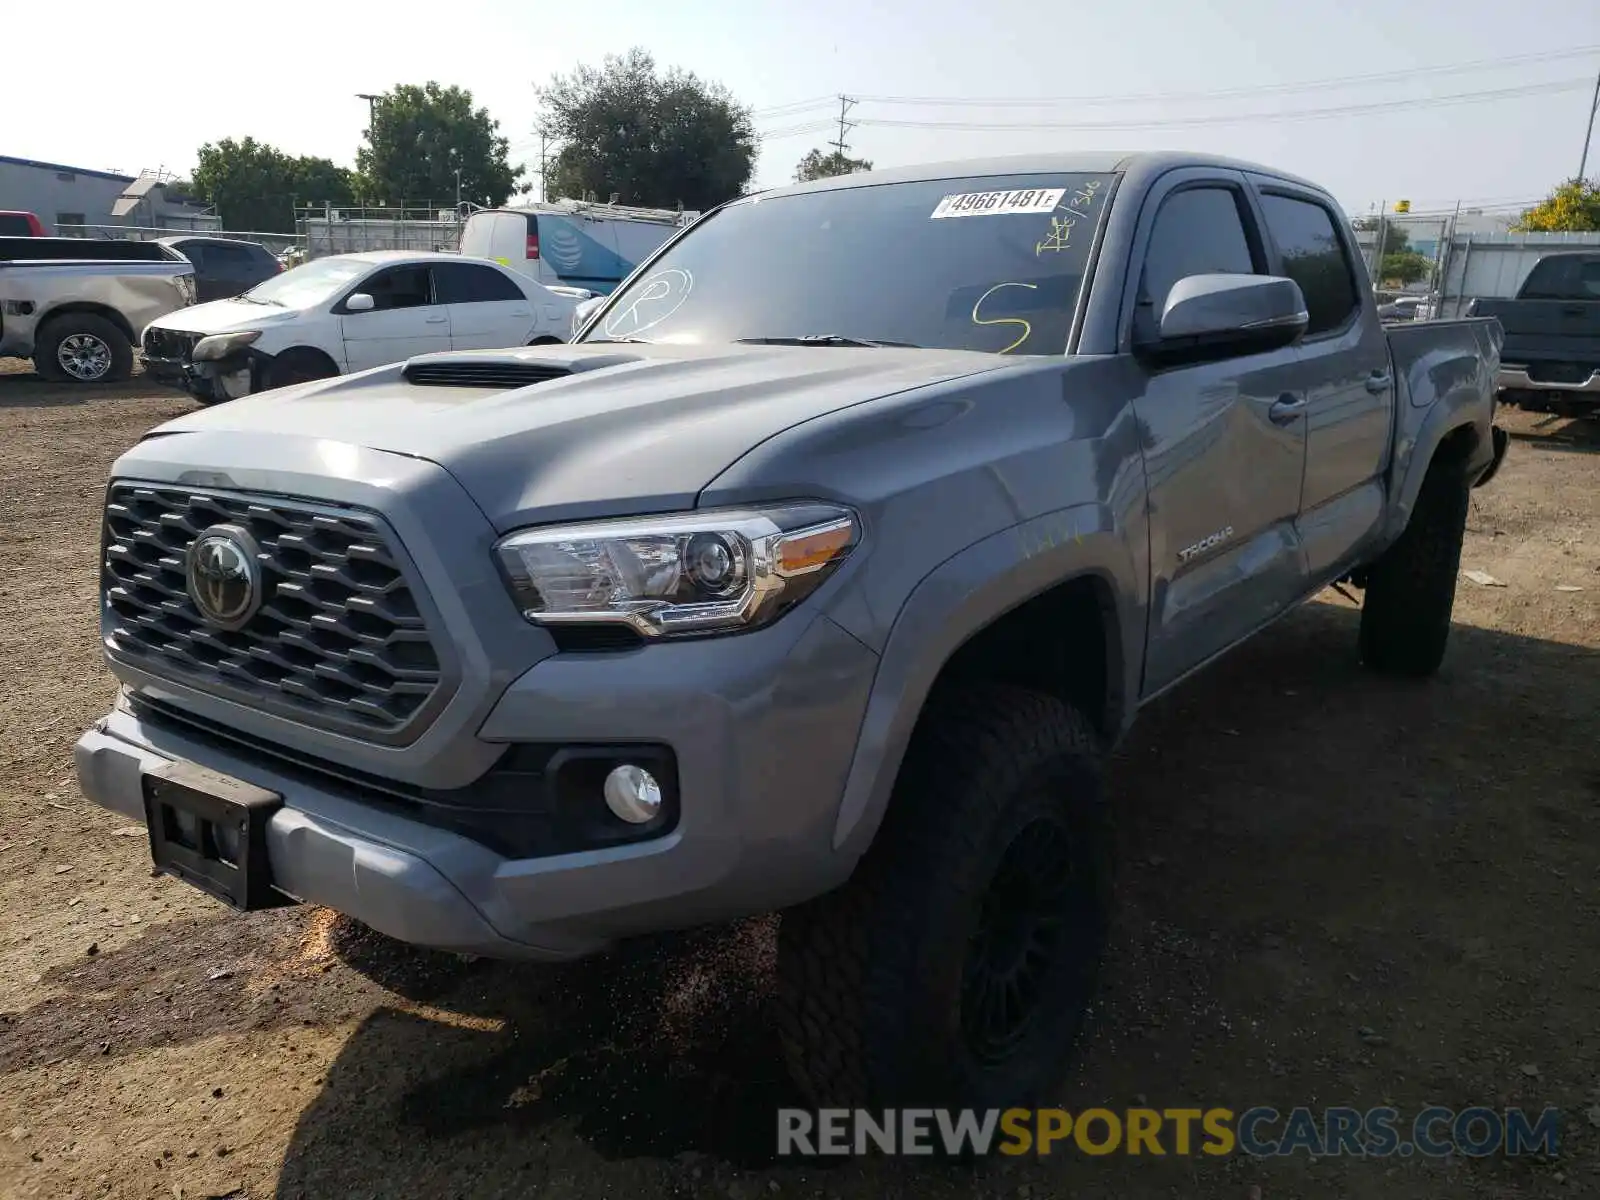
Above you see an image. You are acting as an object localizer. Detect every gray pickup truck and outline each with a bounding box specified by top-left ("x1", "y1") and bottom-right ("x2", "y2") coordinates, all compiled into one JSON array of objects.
[
  {"x1": 0, "y1": 239, "x2": 196, "y2": 382},
  {"x1": 75, "y1": 151, "x2": 1506, "y2": 1109}
]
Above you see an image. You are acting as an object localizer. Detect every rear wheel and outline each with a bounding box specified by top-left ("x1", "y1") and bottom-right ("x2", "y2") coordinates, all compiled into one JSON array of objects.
[
  {"x1": 1358, "y1": 454, "x2": 1471, "y2": 677},
  {"x1": 775, "y1": 684, "x2": 1111, "y2": 1108},
  {"x1": 34, "y1": 314, "x2": 133, "y2": 383}
]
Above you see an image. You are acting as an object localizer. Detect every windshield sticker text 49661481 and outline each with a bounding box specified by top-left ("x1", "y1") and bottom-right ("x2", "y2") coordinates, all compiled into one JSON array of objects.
[{"x1": 931, "y1": 189, "x2": 1066, "y2": 219}]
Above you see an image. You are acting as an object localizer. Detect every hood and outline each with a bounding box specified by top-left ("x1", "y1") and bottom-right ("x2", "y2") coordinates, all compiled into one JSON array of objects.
[
  {"x1": 150, "y1": 297, "x2": 304, "y2": 336},
  {"x1": 148, "y1": 341, "x2": 1009, "y2": 528}
]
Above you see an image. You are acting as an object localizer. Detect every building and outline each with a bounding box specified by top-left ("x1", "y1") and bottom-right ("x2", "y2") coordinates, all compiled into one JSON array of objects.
[{"x1": 0, "y1": 154, "x2": 216, "y2": 235}]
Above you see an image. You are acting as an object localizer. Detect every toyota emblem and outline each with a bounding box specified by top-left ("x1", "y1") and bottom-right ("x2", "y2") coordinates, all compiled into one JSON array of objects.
[{"x1": 185, "y1": 525, "x2": 263, "y2": 629}]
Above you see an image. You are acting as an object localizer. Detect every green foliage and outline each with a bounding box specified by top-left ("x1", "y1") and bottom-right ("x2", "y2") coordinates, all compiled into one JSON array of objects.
[
  {"x1": 1379, "y1": 251, "x2": 1431, "y2": 286},
  {"x1": 1352, "y1": 215, "x2": 1412, "y2": 255},
  {"x1": 538, "y1": 48, "x2": 756, "y2": 210},
  {"x1": 190, "y1": 137, "x2": 355, "y2": 232},
  {"x1": 793, "y1": 148, "x2": 873, "y2": 183},
  {"x1": 355, "y1": 82, "x2": 523, "y2": 208},
  {"x1": 1512, "y1": 179, "x2": 1600, "y2": 232}
]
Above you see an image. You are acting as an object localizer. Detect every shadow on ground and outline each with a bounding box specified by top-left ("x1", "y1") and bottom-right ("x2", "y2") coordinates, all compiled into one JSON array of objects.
[
  {"x1": 0, "y1": 371, "x2": 167, "y2": 407},
  {"x1": 4, "y1": 602, "x2": 1594, "y2": 1199},
  {"x1": 1503, "y1": 407, "x2": 1600, "y2": 455},
  {"x1": 261, "y1": 601, "x2": 1599, "y2": 1198}
]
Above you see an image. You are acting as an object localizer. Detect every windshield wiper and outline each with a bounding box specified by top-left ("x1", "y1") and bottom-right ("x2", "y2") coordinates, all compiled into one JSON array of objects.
[
  {"x1": 736, "y1": 334, "x2": 920, "y2": 348},
  {"x1": 232, "y1": 294, "x2": 281, "y2": 306}
]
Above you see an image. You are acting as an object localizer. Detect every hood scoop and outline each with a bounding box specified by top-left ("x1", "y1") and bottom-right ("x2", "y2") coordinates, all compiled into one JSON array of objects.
[
  {"x1": 401, "y1": 357, "x2": 574, "y2": 389},
  {"x1": 398, "y1": 346, "x2": 651, "y2": 390}
]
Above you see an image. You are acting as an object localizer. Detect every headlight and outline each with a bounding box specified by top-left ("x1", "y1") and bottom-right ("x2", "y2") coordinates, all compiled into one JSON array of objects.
[
  {"x1": 191, "y1": 330, "x2": 262, "y2": 362},
  {"x1": 494, "y1": 503, "x2": 859, "y2": 639}
]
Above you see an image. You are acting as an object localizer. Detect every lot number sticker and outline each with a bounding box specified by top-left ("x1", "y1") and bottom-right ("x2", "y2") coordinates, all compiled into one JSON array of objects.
[{"x1": 931, "y1": 188, "x2": 1065, "y2": 219}]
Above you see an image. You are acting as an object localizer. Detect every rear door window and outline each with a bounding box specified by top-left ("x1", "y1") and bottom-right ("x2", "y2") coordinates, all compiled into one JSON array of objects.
[
  {"x1": 434, "y1": 261, "x2": 525, "y2": 303},
  {"x1": 0, "y1": 213, "x2": 36, "y2": 235},
  {"x1": 1257, "y1": 193, "x2": 1360, "y2": 335}
]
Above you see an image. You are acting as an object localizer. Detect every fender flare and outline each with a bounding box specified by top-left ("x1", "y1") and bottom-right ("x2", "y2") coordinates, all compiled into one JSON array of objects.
[
  {"x1": 1381, "y1": 396, "x2": 1493, "y2": 544},
  {"x1": 829, "y1": 503, "x2": 1142, "y2": 858}
]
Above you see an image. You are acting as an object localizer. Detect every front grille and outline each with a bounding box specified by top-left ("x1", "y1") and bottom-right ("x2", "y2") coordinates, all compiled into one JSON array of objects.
[
  {"x1": 143, "y1": 328, "x2": 198, "y2": 360},
  {"x1": 103, "y1": 484, "x2": 446, "y2": 741},
  {"x1": 401, "y1": 360, "x2": 571, "y2": 388}
]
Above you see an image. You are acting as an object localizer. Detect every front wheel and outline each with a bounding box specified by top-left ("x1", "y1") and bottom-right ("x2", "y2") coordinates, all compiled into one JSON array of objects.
[
  {"x1": 775, "y1": 684, "x2": 1111, "y2": 1108},
  {"x1": 264, "y1": 349, "x2": 338, "y2": 392}
]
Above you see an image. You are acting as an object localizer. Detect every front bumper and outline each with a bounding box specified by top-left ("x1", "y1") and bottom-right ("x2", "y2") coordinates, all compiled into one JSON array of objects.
[
  {"x1": 139, "y1": 348, "x2": 262, "y2": 402},
  {"x1": 1496, "y1": 366, "x2": 1600, "y2": 395},
  {"x1": 75, "y1": 610, "x2": 879, "y2": 960}
]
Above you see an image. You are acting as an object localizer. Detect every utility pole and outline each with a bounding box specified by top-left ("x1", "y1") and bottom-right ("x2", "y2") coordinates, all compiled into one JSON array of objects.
[
  {"x1": 356, "y1": 93, "x2": 381, "y2": 134},
  {"x1": 539, "y1": 130, "x2": 549, "y2": 202},
  {"x1": 829, "y1": 95, "x2": 858, "y2": 164},
  {"x1": 1579, "y1": 66, "x2": 1600, "y2": 183}
]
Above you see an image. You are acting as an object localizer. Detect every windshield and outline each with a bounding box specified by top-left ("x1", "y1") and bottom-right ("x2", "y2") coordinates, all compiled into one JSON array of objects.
[
  {"x1": 242, "y1": 256, "x2": 368, "y2": 308},
  {"x1": 581, "y1": 172, "x2": 1117, "y2": 355}
]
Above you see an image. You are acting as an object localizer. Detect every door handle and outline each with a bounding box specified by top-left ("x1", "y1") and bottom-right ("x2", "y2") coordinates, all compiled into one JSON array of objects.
[
  {"x1": 1561, "y1": 305, "x2": 1585, "y2": 318},
  {"x1": 425, "y1": 315, "x2": 448, "y2": 324},
  {"x1": 1268, "y1": 394, "x2": 1307, "y2": 425},
  {"x1": 1365, "y1": 371, "x2": 1392, "y2": 393}
]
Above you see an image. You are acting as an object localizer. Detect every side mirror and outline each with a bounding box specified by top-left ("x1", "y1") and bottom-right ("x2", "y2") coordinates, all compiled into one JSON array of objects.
[
  {"x1": 572, "y1": 295, "x2": 605, "y2": 338},
  {"x1": 1137, "y1": 273, "x2": 1308, "y2": 364},
  {"x1": 345, "y1": 292, "x2": 375, "y2": 313}
]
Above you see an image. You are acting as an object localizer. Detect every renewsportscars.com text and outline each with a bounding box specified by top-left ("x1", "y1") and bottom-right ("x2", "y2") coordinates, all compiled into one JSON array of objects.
[{"x1": 777, "y1": 1106, "x2": 1561, "y2": 1158}]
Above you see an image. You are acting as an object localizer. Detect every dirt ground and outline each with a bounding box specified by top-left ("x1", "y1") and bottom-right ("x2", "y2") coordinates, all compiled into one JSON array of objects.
[{"x1": 0, "y1": 364, "x2": 1596, "y2": 1200}]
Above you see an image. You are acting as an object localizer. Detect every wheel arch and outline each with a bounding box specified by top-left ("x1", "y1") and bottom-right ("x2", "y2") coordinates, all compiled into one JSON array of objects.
[
  {"x1": 830, "y1": 508, "x2": 1140, "y2": 859},
  {"x1": 36, "y1": 302, "x2": 136, "y2": 347}
]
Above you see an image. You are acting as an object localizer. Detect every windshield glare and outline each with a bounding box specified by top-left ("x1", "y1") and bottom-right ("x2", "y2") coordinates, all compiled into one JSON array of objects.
[
  {"x1": 243, "y1": 256, "x2": 368, "y2": 308},
  {"x1": 583, "y1": 173, "x2": 1116, "y2": 355}
]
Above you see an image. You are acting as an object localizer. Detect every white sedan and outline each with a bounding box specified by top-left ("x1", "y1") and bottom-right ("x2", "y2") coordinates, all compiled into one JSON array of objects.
[{"x1": 139, "y1": 250, "x2": 578, "y2": 404}]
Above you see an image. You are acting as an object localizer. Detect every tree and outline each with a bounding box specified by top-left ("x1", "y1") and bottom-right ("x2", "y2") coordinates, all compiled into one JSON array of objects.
[
  {"x1": 1352, "y1": 215, "x2": 1412, "y2": 255},
  {"x1": 794, "y1": 148, "x2": 873, "y2": 183},
  {"x1": 191, "y1": 137, "x2": 355, "y2": 232},
  {"x1": 538, "y1": 48, "x2": 756, "y2": 210},
  {"x1": 357, "y1": 82, "x2": 523, "y2": 209},
  {"x1": 793, "y1": 148, "x2": 873, "y2": 183},
  {"x1": 1379, "y1": 251, "x2": 1431, "y2": 285},
  {"x1": 1512, "y1": 179, "x2": 1600, "y2": 232}
]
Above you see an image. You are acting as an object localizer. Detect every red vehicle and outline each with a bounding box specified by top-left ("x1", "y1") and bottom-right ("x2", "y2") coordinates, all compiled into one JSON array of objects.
[{"x1": 0, "y1": 211, "x2": 47, "y2": 236}]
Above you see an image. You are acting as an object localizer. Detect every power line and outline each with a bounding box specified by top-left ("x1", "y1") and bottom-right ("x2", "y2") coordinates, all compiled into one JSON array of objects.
[
  {"x1": 849, "y1": 44, "x2": 1600, "y2": 109},
  {"x1": 756, "y1": 119, "x2": 838, "y2": 140},
  {"x1": 751, "y1": 95, "x2": 837, "y2": 119},
  {"x1": 854, "y1": 77, "x2": 1593, "y2": 133}
]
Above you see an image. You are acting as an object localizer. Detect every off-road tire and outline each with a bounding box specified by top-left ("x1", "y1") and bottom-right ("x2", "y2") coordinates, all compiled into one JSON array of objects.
[
  {"x1": 775, "y1": 683, "x2": 1111, "y2": 1109},
  {"x1": 33, "y1": 313, "x2": 133, "y2": 384},
  {"x1": 1358, "y1": 455, "x2": 1471, "y2": 677}
]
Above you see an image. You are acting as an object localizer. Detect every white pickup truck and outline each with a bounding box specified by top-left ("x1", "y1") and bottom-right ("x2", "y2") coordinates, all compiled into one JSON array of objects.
[{"x1": 0, "y1": 237, "x2": 196, "y2": 382}]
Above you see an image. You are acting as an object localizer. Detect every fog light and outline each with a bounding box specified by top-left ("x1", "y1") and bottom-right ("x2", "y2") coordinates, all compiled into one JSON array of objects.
[{"x1": 603, "y1": 764, "x2": 662, "y2": 824}]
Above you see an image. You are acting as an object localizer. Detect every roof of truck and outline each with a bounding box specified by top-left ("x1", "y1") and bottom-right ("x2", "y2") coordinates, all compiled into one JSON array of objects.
[{"x1": 766, "y1": 150, "x2": 1329, "y2": 201}]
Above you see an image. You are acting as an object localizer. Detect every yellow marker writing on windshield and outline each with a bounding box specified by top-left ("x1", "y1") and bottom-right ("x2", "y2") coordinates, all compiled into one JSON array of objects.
[{"x1": 972, "y1": 282, "x2": 1038, "y2": 354}]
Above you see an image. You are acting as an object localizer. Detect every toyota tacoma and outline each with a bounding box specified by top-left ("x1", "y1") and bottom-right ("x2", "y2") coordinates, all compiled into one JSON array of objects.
[{"x1": 75, "y1": 151, "x2": 1507, "y2": 1108}]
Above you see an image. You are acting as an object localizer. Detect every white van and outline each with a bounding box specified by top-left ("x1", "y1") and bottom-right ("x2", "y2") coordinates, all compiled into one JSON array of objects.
[{"x1": 459, "y1": 201, "x2": 697, "y2": 295}]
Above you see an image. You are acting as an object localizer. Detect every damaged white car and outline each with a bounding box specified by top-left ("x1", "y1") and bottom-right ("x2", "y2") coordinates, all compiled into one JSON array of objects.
[{"x1": 140, "y1": 250, "x2": 577, "y2": 403}]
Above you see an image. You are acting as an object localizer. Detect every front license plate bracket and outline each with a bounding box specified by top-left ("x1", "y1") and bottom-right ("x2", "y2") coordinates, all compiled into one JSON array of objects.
[{"x1": 141, "y1": 760, "x2": 294, "y2": 911}]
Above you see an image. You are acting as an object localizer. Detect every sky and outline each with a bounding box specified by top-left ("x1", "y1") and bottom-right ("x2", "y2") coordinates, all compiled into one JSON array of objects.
[{"x1": 8, "y1": 0, "x2": 1598, "y2": 221}]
